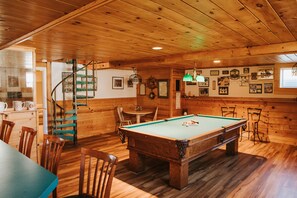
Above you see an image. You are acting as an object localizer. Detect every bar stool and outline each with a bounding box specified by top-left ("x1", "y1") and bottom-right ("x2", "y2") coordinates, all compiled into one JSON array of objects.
[
  {"x1": 241, "y1": 108, "x2": 262, "y2": 143},
  {"x1": 221, "y1": 106, "x2": 236, "y2": 118}
]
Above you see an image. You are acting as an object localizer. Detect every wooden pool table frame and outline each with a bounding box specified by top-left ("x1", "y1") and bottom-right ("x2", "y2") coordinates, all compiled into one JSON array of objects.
[{"x1": 119, "y1": 115, "x2": 247, "y2": 189}]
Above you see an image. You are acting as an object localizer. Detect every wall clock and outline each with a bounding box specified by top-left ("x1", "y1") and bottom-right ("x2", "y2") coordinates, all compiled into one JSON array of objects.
[{"x1": 147, "y1": 76, "x2": 157, "y2": 89}]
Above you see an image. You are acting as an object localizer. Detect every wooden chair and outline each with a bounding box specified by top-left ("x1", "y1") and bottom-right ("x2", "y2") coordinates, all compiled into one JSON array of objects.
[
  {"x1": 116, "y1": 106, "x2": 132, "y2": 127},
  {"x1": 221, "y1": 106, "x2": 236, "y2": 118},
  {"x1": 18, "y1": 126, "x2": 37, "y2": 158},
  {"x1": 65, "y1": 147, "x2": 118, "y2": 198},
  {"x1": 241, "y1": 108, "x2": 262, "y2": 143},
  {"x1": 142, "y1": 107, "x2": 159, "y2": 122},
  {"x1": 0, "y1": 120, "x2": 15, "y2": 143},
  {"x1": 40, "y1": 134, "x2": 65, "y2": 198}
]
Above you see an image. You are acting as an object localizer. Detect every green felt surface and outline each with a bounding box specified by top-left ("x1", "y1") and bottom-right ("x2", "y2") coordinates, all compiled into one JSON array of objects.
[
  {"x1": 123, "y1": 114, "x2": 243, "y2": 140},
  {"x1": 0, "y1": 141, "x2": 58, "y2": 198}
]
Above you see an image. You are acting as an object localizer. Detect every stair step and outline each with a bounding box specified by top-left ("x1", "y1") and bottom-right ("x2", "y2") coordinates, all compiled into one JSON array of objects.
[
  {"x1": 76, "y1": 88, "x2": 96, "y2": 92},
  {"x1": 76, "y1": 74, "x2": 94, "y2": 78},
  {"x1": 56, "y1": 123, "x2": 76, "y2": 128},
  {"x1": 76, "y1": 81, "x2": 95, "y2": 85},
  {"x1": 55, "y1": 134, "x2": 75, "y2": 142},
  {"x1": 55, "y1": 115, "x2": 77, "y2": 122},
  {"x1": 65, "y1": 109, "x2": 76, "y2": 114},
  {"x1": 77, "y1": 95, "x2": 95, "y2": 99},
  {"x1": 74, "y1": 102, "x2": 87, "y2": 106},
  {"x1": 53, "y1": 129, "x2": 76, "y2": 135}
]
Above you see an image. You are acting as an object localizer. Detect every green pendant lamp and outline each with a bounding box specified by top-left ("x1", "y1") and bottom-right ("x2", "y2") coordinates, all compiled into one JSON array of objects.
[{"x1": 183, "y1": 73, "x2": 193, "y2": 82}]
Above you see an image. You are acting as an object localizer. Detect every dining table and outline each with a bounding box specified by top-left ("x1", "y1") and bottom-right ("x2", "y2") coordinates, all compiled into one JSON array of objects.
[
  {"x1": 124, "y1": 109, "x2": 153, "y2": 123},
  {"x1": 0, "y1": 140, "x2": 58, "y2": 198}
]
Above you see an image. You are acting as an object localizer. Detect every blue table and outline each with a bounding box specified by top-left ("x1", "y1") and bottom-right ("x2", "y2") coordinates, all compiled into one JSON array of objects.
[
  {"x1": 0, "y1": 140, "x2": 58, "y2": 198},
  {"x1": 119, "y1": 114, "x2": 246, "y2": 189}
]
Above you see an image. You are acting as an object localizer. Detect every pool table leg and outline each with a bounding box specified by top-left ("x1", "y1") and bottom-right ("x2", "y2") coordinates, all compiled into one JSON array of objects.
[
  {"x1": 226, "y1": 138, "x2": 238, "y2": 155},
  {"x1": 169, "y1": 161, "x2": 188, "y2": 190},
  {"x1": 129, "y1": 150, "x2": 145, "y2": 173}
]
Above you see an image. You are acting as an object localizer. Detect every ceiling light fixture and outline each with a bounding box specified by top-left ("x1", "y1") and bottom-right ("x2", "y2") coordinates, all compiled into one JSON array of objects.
[
  {"x1": 213, "y1": 60, "x2": 221, "y2": 63},
  {"x1": 152, "y1": 46, "x2": 163, "y2": 50},
  {"x1": 129, "y1": 67, "x2": 142, "y2": 84},
  {"x1": 183, "y1": 62, "x2": 205, "y2": 82}
]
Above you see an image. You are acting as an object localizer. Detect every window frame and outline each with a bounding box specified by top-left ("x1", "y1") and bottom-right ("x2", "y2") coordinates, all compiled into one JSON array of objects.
[{"x1": 274, "y1": 63, "x2": 297, "y2": 95}]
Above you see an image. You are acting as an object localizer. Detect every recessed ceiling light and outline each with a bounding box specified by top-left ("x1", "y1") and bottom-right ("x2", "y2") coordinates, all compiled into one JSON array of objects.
[
  {"x1": 152, "y1": 46, "x2": 163, "y2": 50},
  {"x1": 213, "y1": 60, "x2": 221, "y2": 63},
  {"x1": 41, "y1": 59, "x2": 47, "y2": 63}
]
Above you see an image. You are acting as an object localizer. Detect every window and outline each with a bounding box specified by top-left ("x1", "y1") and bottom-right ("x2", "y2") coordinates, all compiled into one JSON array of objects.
[
  {"x1": 26, "y1": 71, "x2": 33, "y2": 87},
  {"x1": 280, "y1": 68, "x2": 297, "y2": 88}
]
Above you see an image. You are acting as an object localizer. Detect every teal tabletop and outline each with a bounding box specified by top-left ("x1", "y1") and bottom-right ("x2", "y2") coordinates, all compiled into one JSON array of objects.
[{"x1": 0, "y1": 140, "x2": 58, "y2": 198}]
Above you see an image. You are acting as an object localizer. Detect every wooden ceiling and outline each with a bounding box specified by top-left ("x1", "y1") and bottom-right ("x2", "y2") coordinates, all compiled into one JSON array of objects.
[{"x1": 1, "y1": 0, "x2": 297, "y2": 69}]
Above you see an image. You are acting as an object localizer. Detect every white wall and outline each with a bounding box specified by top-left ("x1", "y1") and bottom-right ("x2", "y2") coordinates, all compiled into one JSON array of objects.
[
  {"x1": 185, "y1": 65, "x2": 296, "y2": 98},
  {"x1": 51, "y1": 62, "x2": 136, "y2": 101}
]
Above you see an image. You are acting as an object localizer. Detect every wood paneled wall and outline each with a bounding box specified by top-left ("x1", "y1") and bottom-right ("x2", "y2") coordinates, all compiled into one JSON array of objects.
[{"x1": 183, "y1": 97, "x2": 297, "y2": 145}]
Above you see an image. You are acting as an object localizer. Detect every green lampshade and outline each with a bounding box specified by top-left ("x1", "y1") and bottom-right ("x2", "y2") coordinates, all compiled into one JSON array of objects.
[
  {"x1": 183, "y1": 73, "x2": 193, "y2": 82},
  {"x1": 196, "y1": 75, "x2": 205, "y2": 82}
]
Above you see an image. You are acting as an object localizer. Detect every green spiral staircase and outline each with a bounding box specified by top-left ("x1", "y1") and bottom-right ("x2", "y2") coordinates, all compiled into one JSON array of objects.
[{"x1": 51, "y1": 59, "x2": 96, "y2": 144}]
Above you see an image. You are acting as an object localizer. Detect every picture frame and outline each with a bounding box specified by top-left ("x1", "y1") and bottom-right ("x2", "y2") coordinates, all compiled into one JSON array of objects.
[
  {"x1": 62, "y1": 72, "x2": 73, "y2": 93},
  {"x1": 158, "y1": 79, "x2": 169, "y2": 98},
  {"x1": 199, "y1": 88, "x2": 209, "y2": 96},
  {"x1": 251, "y1": 72, "x2": 258, "y2": 80},
  {"x1": 243, "y1": 67, "x2": 250, "y2": 74},
  {"x1": 210, "y1": 70, "x2": 219, "y2": 76},
  {"x1": 239, "y1": 75, "x2": 249, "y2": 86},
  {"x1": 222, "y1": 70, "x2": 229, "y2": 75},
  {"x1": 186, "y1": 81, "x2": 197, "y2": 85},
  {"x1": 217, "y1": 76, "x2": 230, "y2": 87},
  {"x1": 249, "y1": 84, "x2": 262, "y2": 94},
  {"x1": 127, "y1": 79, "x2": 133, "y2": 88},
  {"x1": 230, "y1": 69, "x2": 240, "y2": 80},
  {"x1": 258, "y1": 68, "x2": 273, "y2": 80},
  {"x1": 112, "y1": 77, "x2": 124, "y2": 89},
  {"x1": 139, "y1": 83, "x2": 146, "y2": 95},
  {"x1": 198, "y1": 77, "x2": 209, "y2": 87},
  {"x1": 264, "y1": 83, "x2": 273, "y2": 93},
  {"x1": 218, "y1": 87, "x2": 228, "y2": 95}
]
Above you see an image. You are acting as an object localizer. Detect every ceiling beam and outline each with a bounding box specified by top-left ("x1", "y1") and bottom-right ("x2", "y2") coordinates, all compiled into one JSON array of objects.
[
  {"x1": 111, "y1": 41, "x2": 297, "y2": 67},
  {"x1": 0, "y1": 0, "x2": 116, "y2": 50}
]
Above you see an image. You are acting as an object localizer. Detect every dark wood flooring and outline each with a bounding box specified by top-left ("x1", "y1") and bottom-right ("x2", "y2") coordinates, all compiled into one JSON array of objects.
[{"x1": 57, "y1": 133, "x2": 297, "y2": 198}]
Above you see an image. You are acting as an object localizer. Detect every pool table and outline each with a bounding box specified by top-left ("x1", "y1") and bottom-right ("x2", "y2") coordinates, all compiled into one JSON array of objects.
[{"x1": 119, "y1": 114, "x2": 246, "y2": 189}]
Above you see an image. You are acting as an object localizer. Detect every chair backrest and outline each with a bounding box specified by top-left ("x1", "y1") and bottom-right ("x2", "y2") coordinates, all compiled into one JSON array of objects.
[
  {"x1": 221, "y1": 106, "x2": 236, "y2": 118},
  {"x1": 0, "y1": 120, "x2": 15, "y2": 143},
  {"x1": 40, "y1": 134, "x2": 65, "y2": 175},
  {"x1": 116, "y1": 106, "x2": 125, "y2": 122},
  {"x1": 247, "y1": 108, "x2": 262, "y2": 122},
  {"x1": 78, "y1": 147, "x2": 118, "y2": 198},
  {"x1": 152, "y1": 107, "x2": 159, "y2": 121},
  {"x1": 18, "y1": 126, "x2": 37, "y2": 158}
]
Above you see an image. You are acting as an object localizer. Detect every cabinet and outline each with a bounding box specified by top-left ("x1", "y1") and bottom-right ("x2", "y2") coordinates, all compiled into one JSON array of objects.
[{"x1": 1, "y1": 109, "x2": 39, "y2": 162}]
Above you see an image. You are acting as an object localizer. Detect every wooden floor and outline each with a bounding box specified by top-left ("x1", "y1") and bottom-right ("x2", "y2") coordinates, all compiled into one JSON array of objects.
[{"x1": 57, "y1": 133, "x2": 297, "y2": 198}]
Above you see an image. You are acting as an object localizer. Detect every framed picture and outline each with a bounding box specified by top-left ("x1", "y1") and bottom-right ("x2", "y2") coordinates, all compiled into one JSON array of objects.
[
  {"x1": 218, "y1": 87, "x2": 228, "y2": 95},
  {"x1": 218, "y1": 76, "x2": 230, "y2": 87},
  {"x1": 249, "y1": 84, "x2": 262, "y2": 94},
  {"x1": 112, "y1": 77, "x2": 124, "y2": 89},
  {"x1": 186, "y1": 81, "x2": 197, "y2": 85},
  {"x1": 127, "y1": 79, "x2": 133, "y2": 88},
  {"x1": 198, "y1": 77, "x2": 209, "y2": 87},
  {"x1": 62, "y1": 72, "x2": 73, "y2": 93},
  {"x1": 251, "y1": 72, "x2": 258, "y2": 80},
  {"x1": 239, "y1": 75, "x2": 249, "y2": 86},
  {"x1": 243, "y1": 68, "x2": 250, "y2": 74},
  {"x1": 158, "y1": 79, "x2": 169, "y2": 98},
  {"x1": 258, "y1": 68, "x2": 273, "y2": 79},
  {"x1": 264, "y1": 83, "x2": 273, "y2": 93},
  {"x1": 139, "y1": 83, "x2": 146, "y2": 95},
  {"x1": 230, "y1": 69, "x2": 240, "y2": 80},
  {"x1": 199, "y1": 88, "x2": 209, "y2": 96},
  {"x1": 210, "y1": 70, "x2": 219, "y2": 76},
  {"x1": 222, "y1": 70, "x2": 229, "y2": 75}
]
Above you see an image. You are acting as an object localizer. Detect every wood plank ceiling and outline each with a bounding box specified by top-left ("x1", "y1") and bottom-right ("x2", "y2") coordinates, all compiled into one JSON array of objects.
[{"x1": 0, "y1": 0, "x2": 297, "y2": 69}]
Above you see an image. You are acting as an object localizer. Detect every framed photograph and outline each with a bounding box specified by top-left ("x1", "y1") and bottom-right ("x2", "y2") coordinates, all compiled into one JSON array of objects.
[
  {"x1": 210, "y1": 70, "x2": 219, "y2": 76},
  {"x1": 218, "y1": 87, "x2": 228, "y2": 95},
  {"x1": 222, "y1": 70, "x2": 229, "y2": 75},
  {"x1": 112, "y1": 77, "x2": 124, "y2": 89},
  {"x1": 251, "y1": 72, "x2": 258, "y2": 80},
  {"x1": 158, "y1": 79, "x2": 169, "y2": 98},
  {"x1": 199, "y1": 88, "x2": 209, "y2": 96},
  {"x1": 249, "y1": 84, "x2": 262, "y2": 94},
  {"x1": 139, "y1": 83, "x2": 146, "y2": 95},
  {"x1": 186, "y1": 81, "x2": 197, "y2": 85},
  {"x1": 258, "y1": 68, "x2": 273, "y2": 79},
  {"x1": 239, "y1": 75, "x2": 249, "y2": 86},
  {"x1": 230, "y1": 69, "x2": 240, "y2": 80},
  {"x1": 243, "y1": 68, "x2": 250, "y2": 74},
  {"x1": 127, "y1": 79, "x2": 133, "y2": 88},
  {"x1": 264, "y1": 83, "x2": 273, "y2": 93},
  {"x1": 198, "y1": 77, "x2": 209, "y2": 87},
  {"x1": 218, "y1": 76, "x2": 230, "y2": 87},
  {"x1": 62, "y1": 72, "x2": 73, "y2": 93}
]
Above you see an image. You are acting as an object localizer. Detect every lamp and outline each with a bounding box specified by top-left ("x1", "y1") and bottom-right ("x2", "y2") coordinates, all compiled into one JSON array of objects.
[
  {"x1": 183, "y1": 73, "x2": 193, "y2": 82},
  {"x1": 292, "y1": 63, "x2": 297, "y2": 76},
  {"x1": 183, "y1": 63, "x2": 205, "y2": 82},
  {"x1": 129, "y1": 67, "x2": 142, "y2": 84}
]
